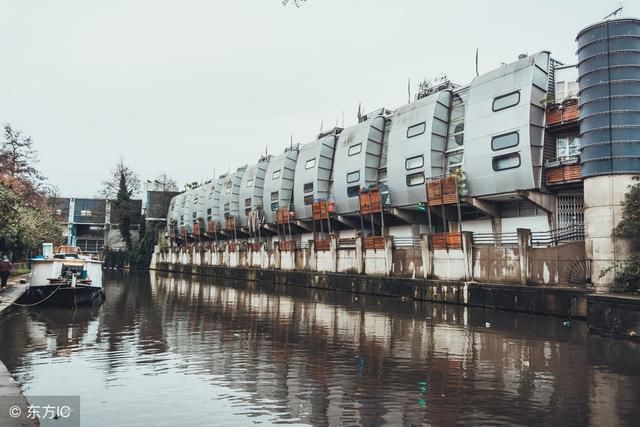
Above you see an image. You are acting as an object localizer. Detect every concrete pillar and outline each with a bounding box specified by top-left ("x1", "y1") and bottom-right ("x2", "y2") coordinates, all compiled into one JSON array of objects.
[
  {"x1": 420, "y1": 234, "x2": 433, "y2": 279},
  {"x1": 461, "y1": 231, "x2": 474, "y2": 281},
  {"x1": 308, "y1": 240, "x2": 317, "y2": 271},
  {"x1": 384, "y1": 235, "x2": 393, "y2": 276},
  {"x1": 275, "y1": 242, "x2": 282, "y2": 270},
  {"x1": 585, "y1": 175, "x2": 634, "y2": 292},
  {"x1": 330, "y1": 234, "x2": 338, "y2": 273},
  {"x1": 260, "y1": 243, "x2": 267, "y2": 269},
  {"x1": 517, "y1": 228, "x2": 531, "y2": 286},
  {"x1": 355, "y1": 236, "x2": 364, "y2": 274}
]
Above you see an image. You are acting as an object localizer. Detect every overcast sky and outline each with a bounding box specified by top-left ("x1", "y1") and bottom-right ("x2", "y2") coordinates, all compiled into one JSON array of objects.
[{"x1": 1, "y1": 0, "x2": 635, "y2": 197}]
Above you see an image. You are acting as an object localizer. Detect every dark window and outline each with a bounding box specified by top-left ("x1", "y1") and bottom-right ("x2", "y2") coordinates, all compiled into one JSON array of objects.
[
  {"x1": 405, "y1": 155, "x2": 424, "y2": 170},
  {"x1": 245, "y1": 198, "x2": 251, "y2": 207},
  {"x1": 271, "y1": 202, "x2": 279, "y2": 211},
  {"x1": 406, "y1": 172, "x2": 425, "y2": 187},
  {"x1": 348, "y1": 144, "x2": 362, "y2": 156},
  {"x1": 207, "y1": 208, "x2": 212, "y2": 215},
  {"x1": 407, "y1": 122, "x2": 426, "y2": 138},
  {"x1": 223, "y1": 203, "x2": 229, "y2": 211},
  {"x1": 492, "y1": 91, "x2": 520, "y2": 112},
  {"x1": 303, "y1": 182, "x2": 314, "y2": 193},
  {"x1": 347, "y1": 185, "x2": 360, "y2": 198},
  {"x1": 492, "y1": 153, "x2": 521, "y2": 171},
  {"x1": 271, "y1": 191, "x2": 279, "y2": 201},
  {"x1": 304, "y1": 194, "x2": 314, "y2": 205},
  {"x1": 192, "y1": 212, "x2": 196, "y2": 218},
  {"x1": 245, "y1": 208, "x2": 251, "y2": 216},
  {"x1": 346, "y1": 170, "x2": 360, "y2": 183},
  {"x1": 492, "y1": 131, "x2": 519, "y2": 151},
  {"x1": 305, "y1": 159, "x2": 316, "y2": 169}
]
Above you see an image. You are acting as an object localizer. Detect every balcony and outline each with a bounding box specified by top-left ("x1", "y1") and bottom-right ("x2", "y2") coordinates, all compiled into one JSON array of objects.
[
  {"x1": 546, "y1": 99, "x2": 579, "y2": 127},
  {"x1": 545, "y1": 157, "x2": 582, "y2": 186}
]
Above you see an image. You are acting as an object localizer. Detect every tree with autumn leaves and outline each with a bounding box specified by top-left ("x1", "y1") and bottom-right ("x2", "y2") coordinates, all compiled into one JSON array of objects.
[{"x1": 0, "y1": 125, "x2": 63, "y2": 260}]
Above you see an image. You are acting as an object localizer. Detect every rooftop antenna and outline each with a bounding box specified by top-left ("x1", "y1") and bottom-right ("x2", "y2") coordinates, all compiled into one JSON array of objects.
[
  {"x1": 475, "y1": 48, "x2": 480, "y2": 77},
  {"x1": 357, "y1": 103, "x2": 362, "y2": 122},
  {"x1": 342, "y1": 110, "x2": 344, "y2": 128},
  {"x1": 603, "y1": 2, "x2": 623, "y2": 20},
  {"x1": 290, "y1": 133, "x2": 293, "y2": 150},
  {"x1": 407, "y1": 77, "x2": 411, "y2": 103},
  {"x1": 319, "y1": 120, "x2": 323, "y2": 134}
]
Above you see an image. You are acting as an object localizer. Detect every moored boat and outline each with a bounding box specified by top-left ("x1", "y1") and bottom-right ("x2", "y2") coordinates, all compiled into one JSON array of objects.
[{"x1": 19, "y1": 245, "x2": 105, "y2": 308}]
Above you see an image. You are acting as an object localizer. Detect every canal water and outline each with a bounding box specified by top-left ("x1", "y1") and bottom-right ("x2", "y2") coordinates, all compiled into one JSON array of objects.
[{"x1": 1, "y1": 272, "x2": 640, "y2": 426}]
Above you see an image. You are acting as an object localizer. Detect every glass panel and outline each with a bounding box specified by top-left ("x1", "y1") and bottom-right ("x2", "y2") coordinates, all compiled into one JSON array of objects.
[
  {"x1": 492, "y1": 153, "x2": 521, "y2": 171},
  {"x1": 303, "y1": 182, "x2": 314, "y2": 193},
  {"x1": 246, "y1": 179, "x2": 253, "y2": 188},
  {"x1": 245, "y1": 198, "x2": 251, "y2": 207},
  {"x1": 305, "y1": 159, "x2": 316, "y2": 169},
  {"x1": 567, "y1": 81, "x2": 579, "y2": 98},
  {"x1": 272, "y1": 170, "x2": 281, "y2": 180},
  {"x1": 557, "y1": 137, "x2": 581, "y2": 158},
  {"x1": 346, "y1": 171, "x2": 360, "y2": 183},
  {"x1": 446, "y1": 152, "x2": 464, "y2": 166},
  {"x1": 347, "y1": 185, "x2": 360, "y2": 198},
  {"x1": 304, "y1": 195, "x2": 314, "y2": 205},
  {"x1": 405, "y1": 155, "x2": 424, "y2": 170},
  {"x1": 271, "y1": 202, "x2": 279, "y2": 211},
  {"x1": 492, "y1": 91, "x2": 520, "y2": 111},
  {"x1": 270, "y1": 191, "x2": 279, "y2": 201},
  {"x1": 407, "y1": 122, "x2": 426, "y2": 138},
  {"x1": 406, "y1": 172, "x2": 425, "y2": 187},
  {"x1": 348, "y1": 144, "x2": 362, "y2": 156},
  {"x1": 492, "y1": 131, "x2": 519, "y2": 151}
]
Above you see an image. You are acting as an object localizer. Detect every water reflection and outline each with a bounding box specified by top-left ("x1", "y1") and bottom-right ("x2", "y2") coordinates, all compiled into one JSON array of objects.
[{"x1": 1, "y1": 271, "x2": 639, "y2": 426}]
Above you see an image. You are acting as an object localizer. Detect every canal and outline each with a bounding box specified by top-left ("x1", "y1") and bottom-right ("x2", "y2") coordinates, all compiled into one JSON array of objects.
[{"x1": 1, "y1": 271, "x2": 640, "y2": 426}]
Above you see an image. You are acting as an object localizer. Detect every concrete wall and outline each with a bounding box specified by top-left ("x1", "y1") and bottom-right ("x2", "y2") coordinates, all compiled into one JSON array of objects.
[
  {"x1": 473, "y1": 246, "x2": 520, "y2": 284},
  {"x1": 529, "y1": 241, "x2": 586, "y2": 286}
]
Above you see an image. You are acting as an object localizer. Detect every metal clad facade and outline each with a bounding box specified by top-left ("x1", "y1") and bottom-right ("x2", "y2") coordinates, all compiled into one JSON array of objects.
[
  {"x1": 262, "y1": 149, "x2": 299, "y2": 223},
  {"x1": 220, "y1": 166, "x2": 247, "y2": 221},
  {"x1": 464, "y1": 52, "x2": 549, "y2": 197},
  {"x1": 292, "y1": 135, "x2": 337, "y2": 219},
  {"x1": 577, "y1": 18, "x2": 640, "y2": 177},
  {"x1": 238, "y1": 159, "x2": 270, "y2": 226},
  {"x1": 332, "y1": 116, "x2": 385, "y2": 213},
  {"x1": 386, "y1": 90, "x2": 450, "y2": 207}
]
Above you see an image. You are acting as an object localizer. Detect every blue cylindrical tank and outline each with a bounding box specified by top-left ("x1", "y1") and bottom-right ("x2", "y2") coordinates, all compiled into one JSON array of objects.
[{"x1": 577, "y1": 18, "x2": 640, "y2": 177}]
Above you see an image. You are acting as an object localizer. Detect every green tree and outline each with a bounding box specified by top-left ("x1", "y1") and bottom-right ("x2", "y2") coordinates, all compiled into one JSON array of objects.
[
  {"x1": 114, "y1": 169, "x2": 133, "y2": 250},
  {"x1": 612, "y1": 176, "x2": 640, "y2": 292},
  {"x1": 99, "y1": 158, "x2": 140, "y2": 199}
]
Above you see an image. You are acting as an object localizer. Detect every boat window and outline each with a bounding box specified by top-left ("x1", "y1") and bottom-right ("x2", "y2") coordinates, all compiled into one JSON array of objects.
[
  {"x1": 272, "y1": 170, "x2": 281, "y2": 180},
  {"x1": 271, "y1": 201, "x2": 279, "y2": 211},
  {"x1": 346, "y1": 171, "x2": 360, "y2": 184},
  {"x1": 347, "y1": 185, "x2": 361, "y2": 198},
  {"x1": 492, "y1": 131, "x2": 520, "y2": 151},
  {"x1": 223, "y1": 203, "x2": 229, "y2": 212},
  {"x1": 304, "y1": 194, "x2": 314, "y2": 205},
  {"x1": 407, "y1": 122, "x2": 426, "y2": 138},
  {"x1": 245, "y1": 198, "x2": 251, "y2": 207},
  {"x1": 305, "y1": 158, "x2": 316, "y2": 169},
  {"x1": 207, "y1": 208, "x2": 212, "y2": 215},
  {"x1": 492, "y1": 91, "x2": 520, "y2": 112},
  {"x1": 405, "y1": 155, "x2": 424, "y2": 170},
  {"x1": 348, "y1": 144, "x2": 362, "y2": 156},
  {"x1": 492, "y1": 153, "x2": 521, "y2": 171},
  {"x1": 406, "y1": 172, "x2": 425, "y2": 187},
  {"x1": 271, "y1": 191, "x2": 279, "y2": 201},
  {"x1": 303, "y1": 182, "x2": 314, "y2": 193},
  {"x1": 246, "y1": 179, "x2": 254, "y2": 188}
]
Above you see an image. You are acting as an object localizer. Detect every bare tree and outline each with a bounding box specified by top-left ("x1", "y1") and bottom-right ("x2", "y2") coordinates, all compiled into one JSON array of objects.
[
  {"x1": 1, "y1": 124, "x2": 44, "y2": 183},
  {"x1": 99, "y1": 157, "x2": 141, "y2": 199},
  {"x1": 282, "y1": 0, "x2": 307, "y2": 7},
  {"x1": 153, "y1": 172, "x2": 178, "y2": 192}
]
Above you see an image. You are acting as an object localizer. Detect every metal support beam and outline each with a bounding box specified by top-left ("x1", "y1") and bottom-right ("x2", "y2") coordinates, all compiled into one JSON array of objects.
[
  {"x1": 292, "y1": 220, "x2": 312, "y2": 232},
  {"x1": 462, "y1": 196, "x2": 501, "y2": 218},
  {"x1": 517, "y1": 190, "x2": 556, "y2": 213},
  {"x1": 389, "y1": 208, "x2": 424, "y2": 224},
  {"x1": 336, "y1": 215, "x2": 360, "y2": 229}
]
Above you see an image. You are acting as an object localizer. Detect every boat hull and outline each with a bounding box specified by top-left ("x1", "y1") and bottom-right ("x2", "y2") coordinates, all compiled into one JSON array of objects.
[{"x1": 19, "y1": 285, "x2": 105, "y2": 308}]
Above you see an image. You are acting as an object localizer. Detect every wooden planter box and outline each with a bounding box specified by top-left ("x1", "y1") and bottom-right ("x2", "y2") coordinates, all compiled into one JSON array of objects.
[
  {"x1": 546, "y1": 101, "x2": 579, "y2": 126},
  {"x1": 225, "y1": 217, "x2": 236, "y2": 231},
  {"x1": 227, "y1": 243, "x2": 237, "y2": 252},
  {"x1": 364, "y1": 236, "x2": 385, "y2": 250},
  {"x1": 276, "y1": 208, "x2": 294, "y2": 225},
  {"x1": 315, "y1": 239, "x2": 331, "y2": 251},
  {"x1": 279, "y1": 240, "x2": 297, "y2": 251},
  {"x1": 432, "y1": 232, "x2": 462, "y2": 250},
  {"x1": 426, "y1": 176, "x2": 458, "y2": 206},
  {"x1": 207, "y1": 221, "x2": 218, "y2": 234},
  {"x1": 359, "y1": 188, "x2": 382, "y2": 214},
  {"x1": 250, "y1": 242, "x2": 262, "y2": 252},
  {"x1": 546, "y1": 163, "x2": 582, "y2": 185},
  {"x1": 312, "y1": 201, "x2": 329, "y2": 220}
]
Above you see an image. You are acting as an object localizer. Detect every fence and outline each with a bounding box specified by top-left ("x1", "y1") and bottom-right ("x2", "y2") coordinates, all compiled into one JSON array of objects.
[{"x1": 531, "y1": 224, "x2": 585, "y2": 247}]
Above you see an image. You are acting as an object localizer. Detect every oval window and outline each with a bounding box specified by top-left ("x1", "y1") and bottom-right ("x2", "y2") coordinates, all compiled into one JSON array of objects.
[
  {"x1": 405, "y1": 155, "x2": 424, "y2": 170},
  {"x1": 348, "y1": 144, "x2": 362, "y2": 156},
  {"x1": 492, "y1": 131, "x2": 519, "y2": 151},
  {"x1": 346, "y1": 171, "x2": 360, "y2": 183},
  {"x1": 305, "y1": 159, "x2": 316, "y2": 169}
]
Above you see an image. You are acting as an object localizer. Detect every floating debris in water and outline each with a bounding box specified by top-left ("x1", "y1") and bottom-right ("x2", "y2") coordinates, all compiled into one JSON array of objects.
[{"x1": 485, "y1": 322, "x2": 491, "y2": 328}]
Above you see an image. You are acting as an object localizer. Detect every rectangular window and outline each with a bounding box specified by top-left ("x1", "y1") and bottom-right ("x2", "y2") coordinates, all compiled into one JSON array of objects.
[
  {"x1": 207, "y1": 208, "x2": 212, "y2": 215},
  {"x1": 192, "y1": 212, "x2": 197, "y2": 218},
  {"x1": 492, "y1": 153, "x2": 521, "y2": 171},
  {"x1": 246, "y1": 179, "x2": 254, "y2": 188},
  {"x1": 223, "y1": 203, "x2": 230, "y2": 211},
  {"x1": 346, "y1": 170, "x2": 360, "y2": 183},
  {"x1": 492, "y1": 91, "x2": 520, "y2": 112},
  {"x1": 347, "y1": 185, "x2": 360, "y2": 198},
  {"x1": 555, "y1": 81, "x2": 566, "y2": 101},
  {"x1": 272, "y1": 170, "x2": 281, "y2": 180},
  {"x1": 80, "y1": 210, "x2": 93, "y2": 216},
  {"x1": 348, "y1": 144, "x2": 362, "y2": 156},
  {"x1": 305, "y1": 159, "x2": 316, "y2": 169},
  {"x1": 407, "y1": 122, "x2": 426, "y2": 138},
  {"x1": 271, "y1": 191, "x2": 279, "y2": 201},
  {"x1": 406, "y1": 172, "x2": 425, "y2": 187},
  {"x1": 245, "y1": 198, "x2": 251, "y2": 207},
  {"x1": 557, "y1": 136, "x2": 581, "y2": 158},
  {"x1": 491, "y1": 131, "x2": 519, "y2": 151},
  {"x1": 405, "y1": 155, "x2": 424, "y2": 170},
  {"x1": 271, "y1": 201, "x2": 279, "y2": 211},
  {"x1": 303, "y1": 182, "x2": 314, "y2": 193},
  {"x1": 304, "y1": 194, "x2": 314, "y2": 205}
]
